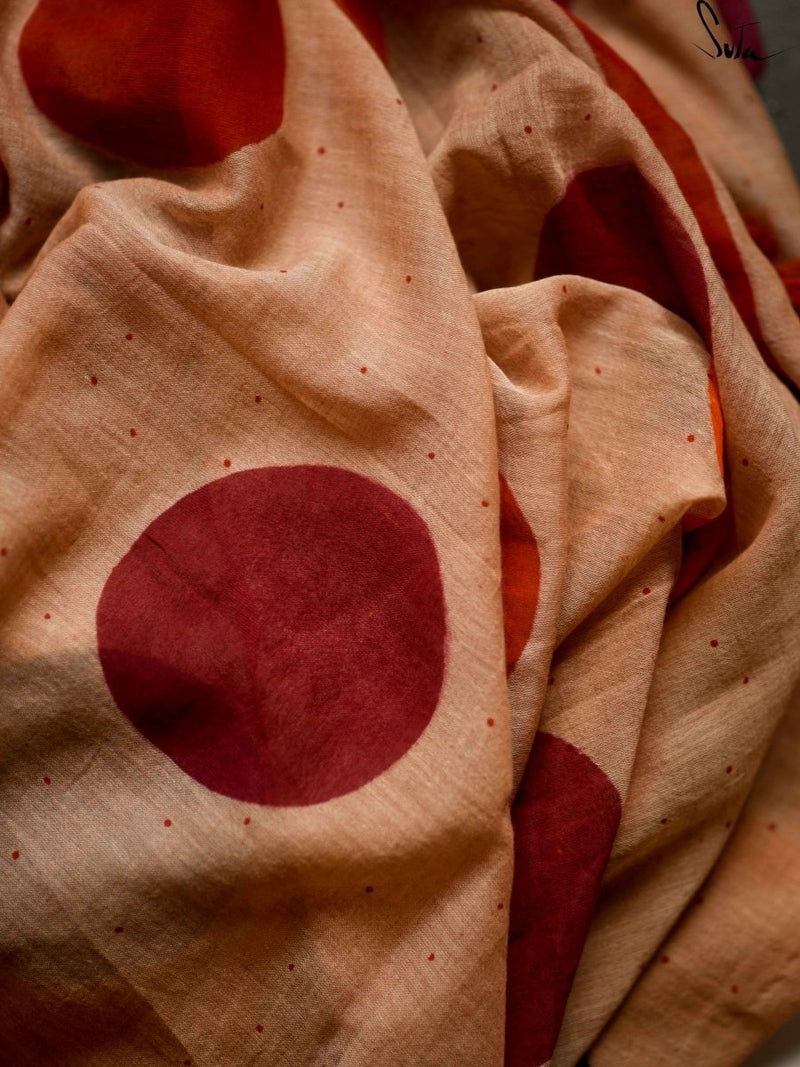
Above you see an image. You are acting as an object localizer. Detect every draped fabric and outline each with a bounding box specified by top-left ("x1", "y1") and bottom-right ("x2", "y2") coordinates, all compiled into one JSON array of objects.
[{"x1": 1, "y1": 1, "x2": 799, "y2": 1065}]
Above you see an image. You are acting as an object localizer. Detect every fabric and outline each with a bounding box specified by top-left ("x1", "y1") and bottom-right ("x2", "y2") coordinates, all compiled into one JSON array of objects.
[{"x1": 1, "y1": 1, "x2": 799, "y2": 1065}]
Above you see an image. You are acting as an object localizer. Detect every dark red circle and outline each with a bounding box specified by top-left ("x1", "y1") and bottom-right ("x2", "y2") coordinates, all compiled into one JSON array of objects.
[
  {"x1": 96, "y1": 465, "x2": 447, "y2": 806},
  {"x1": 19, "y1": 0, "x2": 286, "y2": 168}
]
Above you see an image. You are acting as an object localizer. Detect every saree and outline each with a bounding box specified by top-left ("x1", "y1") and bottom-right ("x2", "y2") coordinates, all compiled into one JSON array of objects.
[{"x1": 1, "y1": 0, "x2": 799, "y2": 1064}]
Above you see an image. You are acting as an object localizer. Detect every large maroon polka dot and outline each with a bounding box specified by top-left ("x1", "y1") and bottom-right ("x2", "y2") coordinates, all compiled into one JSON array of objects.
[
  {"x1": 19, "y1": 0, "x2": 285, "y2": 168},
  {"x1": 506, "y1": 732, "x2": 621, "y2": 1067},
  {"x1": 96, "y1": 465, "x2": 447, "y2": 806}
]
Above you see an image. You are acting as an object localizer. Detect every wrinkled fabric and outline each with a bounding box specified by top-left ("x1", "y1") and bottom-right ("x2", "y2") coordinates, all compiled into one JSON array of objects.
[{"x1": 1, "y1": 1, "x2": 799, "y2": 1065}]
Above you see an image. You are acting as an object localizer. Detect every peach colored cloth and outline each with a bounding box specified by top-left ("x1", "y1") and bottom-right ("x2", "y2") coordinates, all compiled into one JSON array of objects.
[{"x1": 1, "y1": 2, "x2": 799, "y2": 1065}]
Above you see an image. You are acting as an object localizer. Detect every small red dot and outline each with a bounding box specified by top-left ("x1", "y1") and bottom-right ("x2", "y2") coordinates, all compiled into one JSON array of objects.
[
  {"x1": 11, "y1": 850, "x2": 20, "y2": 861},
  {"x1": 243, "y1": 817, "x2": 251, "y2": 825},
  {"x1": 365, "y1": 885, "x2": 374, "y2": 893},
  {"x1": 279, "y1": 269, "x2": 287, "y2": 273},
  {"x1": 743, "y1": 676, "x2": 749, "y2": 684},
  {"x1": 90, "y1": 375, "x2": 98, "y2": 386},
  {"x1": 405, "y1": 275, "x2": 412, "y2": 283},
  {"x1": 660, "y1": 955, "x2": 669, "y2": 964},
  {"x1": 742, "y1": 458, "x2": 749, "y2": 467},
  {"x1": 396, "y1": 98, "x2": 402, "y2": 105},
  {"x1": 594, "y1": 366, "x2": 602, "y2": 375},
  {"x1": 255, "y1": 1025, "x2": 264, "y2": 1034},
  {"x1": 731, "y1": 984, "x2": 739, "y2": 994},
  {"x1": 725, "y1": 820, "x2": 732, "y2": 828},
  {"x1": 476, "y1": 34, "x2": 483, "y2": 42},
  {"x1": 164, "y1": 818, "x2": 172, "y2": 827},
  {"x1": 497, "y1": 902, "x2": 504, "y2": 910},
  {"x1": 481, "y1": 499, "x2": 489, "y2": 507},
  {"x1": 660, "y1": 818, "x2": 668, "y2": 825},
  {"x1": 584, "y1": 113, "x2": 591, "y2": 121},
  {"x1": 642, "y1": 587, "x2": 651, "y2": 596},
  {"x1": 254, "y1": 395, "x2": 261, "y2": 403},
  {"x1": 428, "y1": 953, "x2": 435, "y2": 961},
  {"x1": 427, "y1": 451, "x2": 435, "y2": 459},
  {"x1": 710, "y1": 639, "x2": 719, "y2": 648},
  {"x1": 337, "y1": 201, "x2": 344, "y2": 209},
  {"x1": 43, "y1": 776, "x2": 51, "y2": 785},
  {"x1": 769, "y1": 822, "x2": 777, "y2": 831},
  {"x1": 486, "y1": 717, "x2": 495, "y2": 727},
  {"x1": 658, "y1": 515, "x2": 666, "y2": 523},
  {"x1": 125, "y1": 333, "x2": 133, "y2": 341},
  {"x1": 288, "y1": 963, "x2": 295, "y2": 971},
  {"x1": 129, "y1": 428, "x2": 137, "y2": 437},
  {"x1": 223, "y1": 458, "x2": 232, "y2": 468},
  {"x1": 114, "y1": 926, "x2": 124, "y2": 934},
  {"x1": 687, "y1": 434, "x2": 695, "y2": 442},
  {"x1": 491, "y1": 83, "x2": 497, "y2": 91},
  {"x1": 0, "y1": 547, "x2": 6, "y2": 556},
  {"x1": 317, "y1": 146, "x2": 326, "y2": 155},
  {"x1": 259, "y1": 203, "x2": 264, "y2": 211},
  {"x1": 524, "y1": 124, "x2": 532, "y2": 133},
  {"x1": 360, "y1": 366, "x2": 367, "y2": 374},
  {"x1": 43, "y1": 613, "x2": 51, "y2": 620},
  {"x1": 726, "y1": 766, "x2": 733, "y2": 774},
  {"x1": 562, "y1": 285, "x2": 567, "y2": 293}
]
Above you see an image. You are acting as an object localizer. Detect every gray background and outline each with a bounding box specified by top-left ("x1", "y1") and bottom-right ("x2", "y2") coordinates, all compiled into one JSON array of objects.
[{"x1": 752, "y1": 0, "x2": 800, "y2": 178}]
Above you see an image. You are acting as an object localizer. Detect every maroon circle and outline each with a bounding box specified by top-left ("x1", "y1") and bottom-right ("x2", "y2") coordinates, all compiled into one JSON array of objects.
[{"x1": 97, "y1": 465, "x2": 447, "y2": 806}]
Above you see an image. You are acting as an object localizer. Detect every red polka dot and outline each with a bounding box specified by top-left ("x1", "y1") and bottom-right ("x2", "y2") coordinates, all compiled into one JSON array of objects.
[
  {"x1": 428, "y1": 451, "x2": 435, "y2": 459},
  {"x1": 163, "y1": 818, "x2": 172, "y2": 827},
  {"x1": 129, "y1": 428, "x2": 137, "y2": 437},
  {"x1": 43, "y1": 613, "x2": 51, "y2": 620},
  {"x1": 223, "y1": 458, "x2": 232, "y2": 468},
  {"x1": 524, "y1": 125, "x2": 532, "y2": 134},
  {"x1": 19, "y1": 0, "x2": 286, "y2": 168},
  {"x1": 243, "y1": 816, "x2": 250, "y2": 825},
  {"x1": 43, "y1": 776, "x2": 51, "y2": 785},
  {"x1": 726, "y1": 766, "x2": 733, "y2": 774},
  {"x1": 279, "y1": 269, "x2": 287, "y2": 273},
  {"x1": 405, "y1": 275, "x2": 412, "y2": 283},
  {"x1": 365, "y1": 885, "x2": 374, "y2": 893},
  {"x1": 507, "y1": 732, "x2": 621, "y2": 1067},
  {"x1": 584, "y1": 113, "x2": 591, "y2": 121},
  {"x1": 254, "y1": 395, "x2": 261, "y2": 403},
  {"x1": 500, "y1": 474, "x2": 540, "y2": 675},
  {"x1": 481, "y1": 499, "x2": 489, "y2": 508},
  {"x1": 259, "y1": 203, "x2": 264, "y2": 211},
  {"x1": 491, "y1": 83, "x2": 497, "y2": 91},
  {"x1": 114, "y1": 926, "x2": 123, "y2": 934},
  {"x1": 125, "y1": 333, "x2": 133, "y2": 341},
  {"x1": 0, "y1": 547, "x2": 6, "y2": 556},
  {"x1": 561, "y1": 285, "x2": 567, "y2": 293},
  {"x1": 661, "y1": 955, "x2": 670, "y2": 964},
  {"x1": 255, "y1": 1025, "x2": 264, "y2": 1034},
  {"x1": 498, "y1": 902, "x2": 504, "y2": 910},
  {"x1": 594, "y1": 367, "x2": 602, "y2": 375},
  {"x1": 660, "y1": 817, "x2": 668, "y2": 825},
  {"x1": 90, "y1": 375, "x2": 98, "y2": 386},
  {"x1": 743, "y1": 676, "x2": 749, "y2": 684},
  {"x1": 687, "y1": 434, "x2": 695, "y2": 442},
  {"x1": 642, "y1": 587, "x2": 651, "y2": 596},
  {"x1": 317, "y1": 146, "x2": 326, "y2": 155},
  {"x1": 11, "y1": 850, "x2": 19, "y2": 860},
  {"x1": 396, "y1": 98, "x2": 402, "y2": 105},
  {"x1": 487, "y1": 717, "x2": 495, "y2": 727},
  {"x1": 96, "y1": 466, "x2": 447, "y2": 806},
  {"x1": 288, "y1": 963, "x2": 294, "y2": 971},
  {"x1": 658, "y1": 515, "x2": 666, "y2": 523},
  {"x1": 710, "y1": 639, "x2": 719, "y2": 648},
  {"x1": 742, "y1": 458, "x2": 749, "y2": 466},
  {"x1": 337, "y1": 201, "x2": 344, "y2": 209},
  {"x1": 428, "y1": 953, "x2": 435, "y2": 961},
  {"x1": 360, "y1": 366, "x2": 367, "y2": 374}
]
